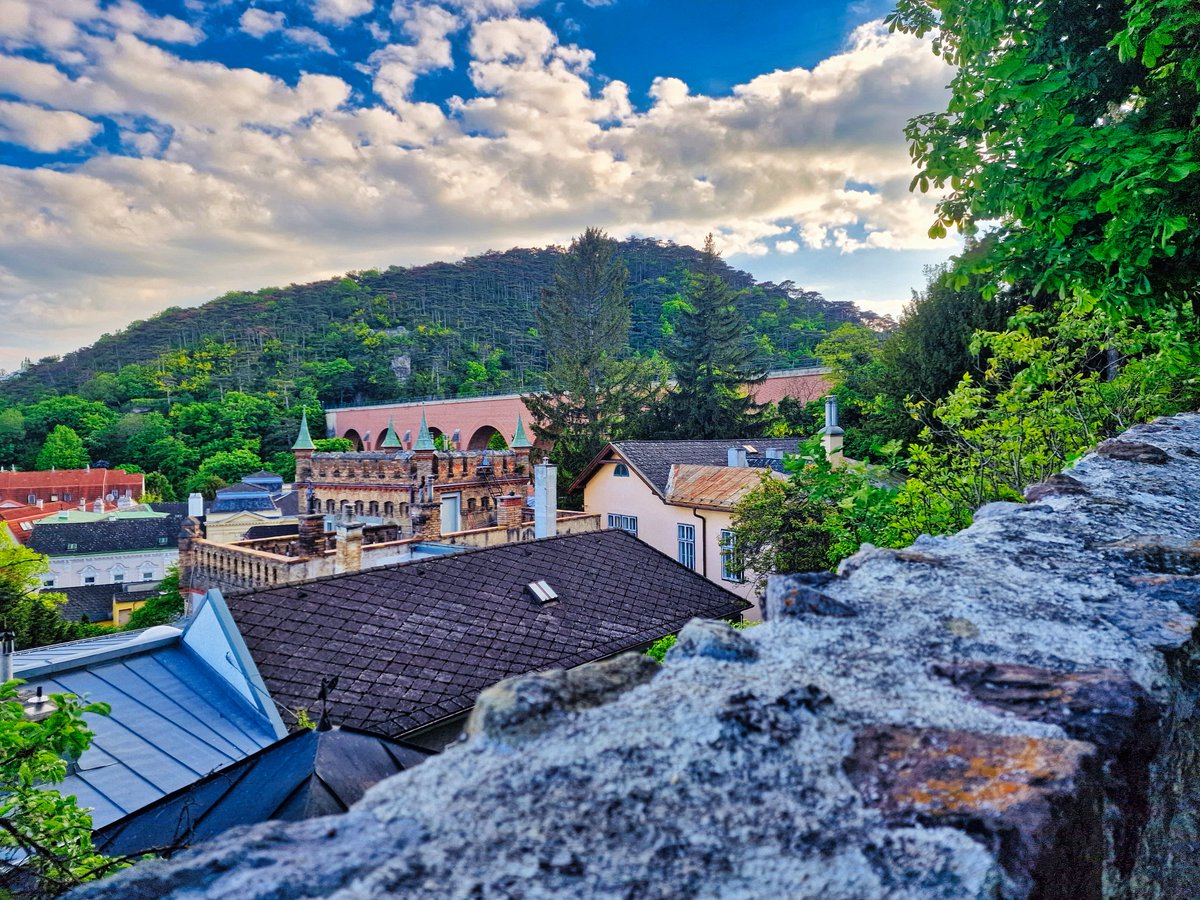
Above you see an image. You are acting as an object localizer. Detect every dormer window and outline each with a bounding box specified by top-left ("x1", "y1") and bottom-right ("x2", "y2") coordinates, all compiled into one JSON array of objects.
[
  {"x1": 67, "y1": 543, "x2": 78, "y2": 551},
  {"x1": 614, "y1": 463, "x2": 630, "y2": 477},
  {"x1": 157, "y1": 536, "x2": 168, "y2": 546}
]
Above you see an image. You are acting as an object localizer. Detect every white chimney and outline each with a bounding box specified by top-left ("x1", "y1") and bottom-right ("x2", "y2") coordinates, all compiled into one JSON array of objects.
[
  {"x1": 187, "y1": 492, "x2": 205, "y2": 518},
  {"x1": 819, "y1": 395, "x2": 845, "y2": 466},
  {"x1": 93, "y1": 498, "x2": 104, "y2": 513},
  {"x1": 534, "y1": 457, "x2": 557, "y2": 540},
  {"x1": 726, "y1": 447, "x2": 747, "y2": 468}
]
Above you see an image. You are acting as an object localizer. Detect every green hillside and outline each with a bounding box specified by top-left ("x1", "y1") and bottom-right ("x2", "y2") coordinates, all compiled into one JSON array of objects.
[{"x1": 1, "y1": 238, "x2": 876, "y2": 408}]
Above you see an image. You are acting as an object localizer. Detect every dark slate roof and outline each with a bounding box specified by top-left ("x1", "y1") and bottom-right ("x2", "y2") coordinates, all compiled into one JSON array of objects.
[
  {"x1": 274, "y1": 489, "x2": 301, "y2": 517},
  {"x1": 228, "y1": 529, "x2": 750, "y2": 738},
  {"x1": 216, "y1": 481, "x2": 271, "y2": 495},
  {"x1": 585, "y1": 439, "x2": 801, "y2": 497},
  {"x1": 148, "y1": 502, "x2": 189, "y2": 517},
  {"x1": 52, "y1": 584, "x2": 117, "y2": 622},
  {"x1": 243, "y1": 523, "x2": 301, "y2": 541},
  {"x1": 94, "y1": 726, "x2": 431, "y2": 859},
  {"x1": 27, "y1": 514, "x2": 184, "y2": 555}
]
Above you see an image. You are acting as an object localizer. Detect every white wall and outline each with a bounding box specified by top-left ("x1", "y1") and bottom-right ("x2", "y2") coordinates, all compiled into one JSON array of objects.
[{"x1": 44, "y1": 549, "x2": 178, "y2": 589}]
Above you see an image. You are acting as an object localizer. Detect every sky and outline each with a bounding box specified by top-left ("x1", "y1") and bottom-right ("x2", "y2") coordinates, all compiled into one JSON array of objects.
[{"x1": 0, "y1": 0, "x2": 959, "y2": 373}]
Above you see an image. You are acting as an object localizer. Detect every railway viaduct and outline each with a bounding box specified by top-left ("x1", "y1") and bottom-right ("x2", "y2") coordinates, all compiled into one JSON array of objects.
[{"x1": 324, "y1": 367, "x2": 831, "y2": 450}]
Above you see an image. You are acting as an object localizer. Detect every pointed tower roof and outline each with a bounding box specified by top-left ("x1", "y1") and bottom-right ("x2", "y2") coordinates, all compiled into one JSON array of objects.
[
  {"x1": 511, "y1": 415, "x2": 533, "y2": 449},
  {"x1": 380, "y1": 417, "x2": 402, "y2": 450},
  {"x1": 292, "y1": 411, "x2": 316, "y2": 451},
  {"x1": 414, "y1": 411, "x2": 436, "y2": 451}
]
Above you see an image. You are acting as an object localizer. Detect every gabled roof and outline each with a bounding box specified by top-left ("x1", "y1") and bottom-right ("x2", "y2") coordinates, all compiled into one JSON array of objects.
[
  {"x1": 14, "y1": 600, "x2": 284, "y2": 829},
  {"x1": 571, "y1": 438, "x2": 800, "y2": 497},
  {"x1": 93, "y1": 726, "x2": 431, "y2": 859},
  {"x1": 665, "y1": 464, "x2": 786, "y2": 511},
  {"x1": 227, "y1": 529, "x2": 750, "y2": 739},
  {"x1": 26, "y1": 514, "x2": 184, "y2": 555}
]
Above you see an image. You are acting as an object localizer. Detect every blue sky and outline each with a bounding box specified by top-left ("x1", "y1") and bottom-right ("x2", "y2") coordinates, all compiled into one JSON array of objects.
[{"x1": 0, "y1": 0, "x2": 955, "y2": 371}]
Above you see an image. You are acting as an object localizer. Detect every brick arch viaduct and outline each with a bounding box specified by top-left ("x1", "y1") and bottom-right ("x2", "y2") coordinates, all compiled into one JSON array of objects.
[{"x1": 325, "y1": 368, "x2": 831, "y2": 451}]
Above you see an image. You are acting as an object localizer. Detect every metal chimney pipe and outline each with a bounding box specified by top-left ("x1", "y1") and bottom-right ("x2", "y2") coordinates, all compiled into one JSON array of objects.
[
  {"x1": 1, "y1": 631, "x2": 15, "y2": 683},
  {"x1": 825, "y1": 396, "x2": 839, "y2": 431}
]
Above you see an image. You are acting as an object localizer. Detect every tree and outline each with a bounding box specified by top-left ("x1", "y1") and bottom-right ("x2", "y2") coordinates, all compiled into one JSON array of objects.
[
  {"x1": 889, "y1": 0, "x2": 1200, "y2": 322},
  {"x1": 186, "y1": 449, "x2": 263, "y2": 495},
  {"x1": 35, "y1": 426, "x2": 88, "y2": 471},
  {"x1": 125, "y1": 567, "x2": 184, "y2": 630},
  {"x1": 524, "y1": 229, "x2": 661, "y2": 499},
  {"x1": 0, "y1": 680, "x2": 119, "y2": 893},
  {"x1": 0, "y1": 408, "x2": 26, "y2": 469},
  {"x1": 654, "y1": 236, "x2": 765, "y2": 438},
  {"x1": 0, "y1": 539, "x2": 81, "y2": 650},
  {"x1": 142, "y1": 472, "x2": 177, "y2": 502}
]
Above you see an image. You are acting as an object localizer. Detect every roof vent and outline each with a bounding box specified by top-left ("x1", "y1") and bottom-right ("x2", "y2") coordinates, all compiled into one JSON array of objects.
[{"x1": 527, "y1": 580, "x2": 558, "y2": 605}]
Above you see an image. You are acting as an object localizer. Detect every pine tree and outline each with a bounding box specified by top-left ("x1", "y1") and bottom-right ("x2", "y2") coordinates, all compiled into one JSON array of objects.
[
  {"x1": 656, "y1": 235, "x2": 765, "y2": 438},
  {"x1": 524, "y1": 228, "x2": 661, "y2": 501}
]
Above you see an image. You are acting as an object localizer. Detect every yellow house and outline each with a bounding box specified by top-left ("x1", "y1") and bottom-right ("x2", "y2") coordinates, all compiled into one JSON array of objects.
[{"x1": 571, "y1": 440, "x2": 797, "y2": 618}]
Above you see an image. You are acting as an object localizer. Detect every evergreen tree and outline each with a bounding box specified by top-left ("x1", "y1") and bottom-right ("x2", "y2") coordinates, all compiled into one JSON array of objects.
[
  {"x1": 655, "y1": 236, "x2": 765, "y2": 438},
  {"x1": 35, "y1": 425, "x2": 89, "y2": 470},
  {"x1": 523, "y1": 228, "x2": 661, "y2": 501}
]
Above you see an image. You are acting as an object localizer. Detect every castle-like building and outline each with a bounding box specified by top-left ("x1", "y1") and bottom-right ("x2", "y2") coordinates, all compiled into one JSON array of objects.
[{"x1": 293, "y1": 411, "x2": 536, "y2": 535}]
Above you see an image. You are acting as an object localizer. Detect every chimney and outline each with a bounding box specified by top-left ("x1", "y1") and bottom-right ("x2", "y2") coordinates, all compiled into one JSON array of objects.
[
  {"x1": 35, "y1": 499, "x2": 42, "y2": 510},
  {"x1": 187, "y1": 492, "x2": 205, "y2": 519},
  {"x1": 78, "y1": 499, "x2": 86, "y2": 511},
  {"x1": 818, "y1": 395, "x2": 845, "y2": 467},
  {"x1": 498, "y1": 492, "x2": 524, "y2": 529},
  {"x1": 726, "y1": 447, "x2": 747, "y2": 468},
  {"x1": 297, "y1": 513, "x2": 325, "y2": 557},
  {"x1": 534, "y1": 457, "x2": 557, "y2": 539},
  {"x1": 0, "y1": 631, "x2": 14, "y2": 683},
  {"x1": 93, "y1": 498, "x2": 104, "y2": 514},
  {"x1": 334, "y1": 522, "x2": 364, "y2": 574}
]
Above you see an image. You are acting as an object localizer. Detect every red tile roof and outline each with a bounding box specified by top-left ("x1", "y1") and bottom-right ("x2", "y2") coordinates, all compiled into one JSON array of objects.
[{"x1": 0, "y1": 469, "x2": 143, "y2": 504}]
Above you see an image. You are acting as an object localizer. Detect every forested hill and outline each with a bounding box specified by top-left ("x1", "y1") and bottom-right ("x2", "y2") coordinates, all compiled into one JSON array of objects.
[{"x1": 1, "y1": 238, "x2": 878, "y2": 407}]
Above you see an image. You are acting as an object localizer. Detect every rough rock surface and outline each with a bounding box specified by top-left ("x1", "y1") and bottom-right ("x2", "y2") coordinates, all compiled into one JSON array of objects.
[{"x1": 73, "y1": 414, "x2": 1200, "y2": 898}]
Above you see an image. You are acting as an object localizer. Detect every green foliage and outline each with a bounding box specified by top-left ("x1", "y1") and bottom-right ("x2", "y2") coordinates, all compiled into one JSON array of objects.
[
  {"x1": 124, "y1": 567, "x2": 185, "y2": 631},
  {"x1": 34, "y1": 426, "x2": 88, "y2": 471},
  {"x1": 652, "y1": 236, "x2": 766, "y2": 439},
  {"x1": 888, "y1": 0, "x2": 1200, "y2": 319},
  {"x1": 141, "y1": 471, "x2": 177, "y2": 502},
  {"x1": 0, "y1": 680, "x2": 120, "y2": 894},
  {"x1": 186, "y1": 449, "x2": 264, "y2": 495},
  {"x1": 524, "y1": 229, "x2": 664, "y2": 500},
  {"x1": 313, "y1": 437, "x2": 354, "y2": 452},
  {"x1": 0, "y1": 539, "x2": 86, "y2": 650}
]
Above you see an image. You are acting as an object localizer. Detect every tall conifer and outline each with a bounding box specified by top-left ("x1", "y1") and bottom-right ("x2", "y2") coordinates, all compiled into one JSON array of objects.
[{"x1": 656, "y1": 235, "x2": 765, "y2": 438}]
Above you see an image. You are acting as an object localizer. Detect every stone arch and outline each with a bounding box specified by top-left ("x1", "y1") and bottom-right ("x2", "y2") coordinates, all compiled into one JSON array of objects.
[
  {"x1": 343, "y1": 428, "x2": 364, "y2": 450},
  {"x1": 468, "y1": 425, "x2": 506, "y2": 450}
]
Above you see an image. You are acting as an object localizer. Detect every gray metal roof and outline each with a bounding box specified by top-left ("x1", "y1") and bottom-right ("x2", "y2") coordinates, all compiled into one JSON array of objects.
[{"x1": 14, "y1": 614, "x2": 282, "y2": 829}]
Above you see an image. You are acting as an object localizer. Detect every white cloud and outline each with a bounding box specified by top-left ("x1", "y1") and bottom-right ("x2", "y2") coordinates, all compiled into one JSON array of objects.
[
  {"x1": 310, "y1": 0, "x2": 372, "y2": 26},
  {"x1": 0, "y1": 99, "x2": 98, "y2": 151},
  {"x1": 240, "y1": 8, "x2": 335, "y2": 53},
  {"x1": 239, "y1": 8, "x2": 285, "y2": 38},
  {"x1": 0, "y1": 14, "x2": 956, "y2": 370}
]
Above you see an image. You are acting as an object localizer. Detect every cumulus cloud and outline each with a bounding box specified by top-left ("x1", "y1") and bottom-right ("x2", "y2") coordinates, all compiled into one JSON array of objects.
[
  {"x1": 0, "y1": 100, "x2": 99, "y2": 151},
  {"x1": 0, "y1": 9, "x2": 953, "y2": 370},
  {"x1": 240, "y1": 8, "x2": 334, "y2": 53},
  {"x1": 310, "y1": 0, "x2": 372, "y2": 26}
]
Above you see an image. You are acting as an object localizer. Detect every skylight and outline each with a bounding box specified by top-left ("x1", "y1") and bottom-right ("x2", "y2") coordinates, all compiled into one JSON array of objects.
[{"x1": 527, "y1": 580, "x2": 558, "y2": 604}]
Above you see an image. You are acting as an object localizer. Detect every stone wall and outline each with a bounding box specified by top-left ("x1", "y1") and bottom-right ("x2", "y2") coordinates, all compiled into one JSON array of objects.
[{"x1": 74, "y1": 414, "x2": 1200, "y2": 898}]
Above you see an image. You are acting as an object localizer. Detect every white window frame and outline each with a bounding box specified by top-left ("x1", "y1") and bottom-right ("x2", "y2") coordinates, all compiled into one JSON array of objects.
[
  {"x1": 607, "y1": 513, "x2": 638, "y2": 536},
  {"x1": 677, "y1": 523, "x2": 696, "y2": 570},
  {"x1": 719, "y1": 529, "x2": 745, "y2": 583}
]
